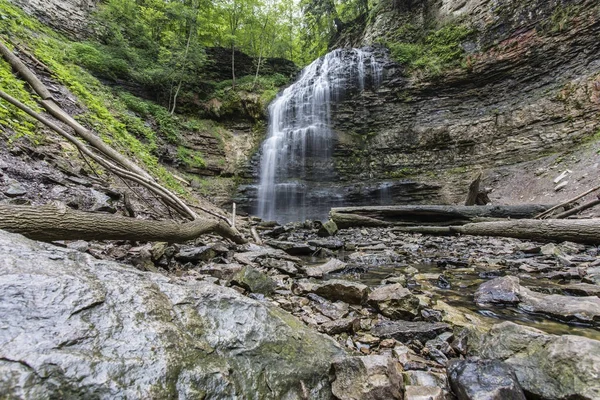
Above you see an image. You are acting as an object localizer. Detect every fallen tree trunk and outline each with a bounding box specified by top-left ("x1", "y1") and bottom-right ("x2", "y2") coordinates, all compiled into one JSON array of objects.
[
  {"x1": 394, "y1": 219, "x2": 600, "y2": 245},
  {"x1": 0, "y1": 204, "x2": 246, "y2": 244},
  {"x1": 331, "y1": 204, "x2": 553, "y2": 229}
]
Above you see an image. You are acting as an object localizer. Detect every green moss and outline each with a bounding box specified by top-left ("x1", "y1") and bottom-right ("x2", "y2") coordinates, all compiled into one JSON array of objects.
[
  {"x1": 387, "y1": 167, "x2": 414, "y2": 179},
  {"x1": 539, "y1": 5, "x2": 581, "y2": 35},
  {"x1": 177, "y1": 146, "x2": 206, "y2": 169},
  {"x1": 0, "y1": 57, "x2": 43, "y2": 142},
  {"x1": 381, "y1": 22, "x2": 474, "y2": 77}
]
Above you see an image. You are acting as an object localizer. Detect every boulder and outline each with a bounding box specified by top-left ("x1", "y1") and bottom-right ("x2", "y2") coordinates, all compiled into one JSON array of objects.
[
  {"x1": 367, "y1": 283, "x2": 420, "y2": 319},
  {"x1": 331, "y1": 354, "x2": 403, "y2": 400},
  {"x1": 313, "y1": 279, "x2": 370, "y2": 305},
  {"x1": 0, "y1": 230, "x2": 344, "y2": 399},
  {"x1": 371, "y1": 321, "x2": 451, "y2": 343},
  {"x1": 468, "y1": 321, "x2": 600, "y2": 400},
  {"x1": 318, "y1": 220, "x2": 338, "y2": 237},
  {"x1": 474, "y1": 276, "x2": 520, "y2": 304},
  {"x1": 448, "y1": 359, "x2": 526, "y2": 400},
  {"x1": 305, "y1": 258, "x2": 347, "y2": 278},
  {"x1": 231, "y1": 266, "x2": 276, "y2": 295}
]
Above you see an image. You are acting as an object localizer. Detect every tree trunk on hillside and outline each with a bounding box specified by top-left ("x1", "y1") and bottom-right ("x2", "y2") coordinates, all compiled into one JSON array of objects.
[
  {"x1": 0, "y1": 40, "x2": 152, "y2": 181},
  {"x1": 394, "y1": 219, "x2": 600, "y2": 245},
  {"x1": 0, "y1": 204, "x2": 246, "y2": 244},
  {"x1": 330, "y1": 204, "x2": 553, "y2": 229}
]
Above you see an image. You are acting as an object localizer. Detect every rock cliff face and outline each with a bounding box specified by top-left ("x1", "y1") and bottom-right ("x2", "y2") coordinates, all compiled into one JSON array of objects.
[
  {"x1": 240, "y1": 0, "x2": 600, "y2": 214},
  {"x1": 330, "y1": 0, "x2": 600, "y2": 204},
  {"x1": 9, "y1": 0, "x2": 98, "y2": 38}
]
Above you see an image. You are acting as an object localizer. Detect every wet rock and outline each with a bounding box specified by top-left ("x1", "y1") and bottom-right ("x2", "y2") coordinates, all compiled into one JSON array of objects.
[
  {"x1": 89, "y1": 188, "x2": 116, "y2": 213},
  {"x1": 313, "y1": 279, "x2": 370, "y2": 305},
  {"x1": 474, "y1": 276, "x2": 520, "y2": 305},
  {"x1": 318, "y1": 219, "x2": 338, "y2": 237},
  {"x1": 176, "y1": 245, "x2": 216, "y2": 262},
  {"x1": 65, "y1": 240, "x2": 89, "y2": 253},
  {"x1": 0, "y1": 230, "x2": 344, "y2": 399},
  {"x1": 318, "y1": 317, "x2": 359, "y2": 335},
  {"x1": 305, "y1": 258, "x2": 347, "y2": 278},
  {"x1": 371, "y1": 321, "x2": 451, "y2": 343},
  {"x1": 197, "y1": 263, "x2": 244, "y2": 281},
  {"x1": 231, "y1": 266, "x2": 276, "y2": 295},
  {"x1": 448, "y1": 359, "x2": 526, "y2": 400},
  {"x1": 563, "y1": 283, "x2": 600, "y2": 297},
  {"x1": 475, "y1": 276, "x2": 600, "y2": 323},
  {"x1": 367, "y1": 283, "x2": 420, "y2": 319},
  {"x1": 404, "y1": 386, "x2": 444, "y2": 400},
  {"x1": 308, "y1": 238, "x2": 344, "y2": 249},
  {"x1": 331, "y1": 354, "x2": 403, "y2": 400},
  {"x1": 265, "y1": 240, "x2": 315, "y2": 255},
  {"x1": 468, "y1": 321, "x2": 600, "y2": 400},
  {"x1": 259, "y1": 258, "x2": 299, "y2": 276},
  {"x1": 4, "y1": 181, "x2": 27, "y2": 197},
  {"x1": 308, "y1": 294, "x2": 350, "y2": 320}
]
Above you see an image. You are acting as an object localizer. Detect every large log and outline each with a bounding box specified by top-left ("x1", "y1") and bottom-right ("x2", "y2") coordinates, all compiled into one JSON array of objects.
[
  {"x1": 0, "y1": 204, "x2": 247, "y2": 244},
  {"x1": 394, "y1": 219, "x2": 600, "y2": 245},
  {"x1": 330, "y1": 204, "x2": 553, "y2": 229}
]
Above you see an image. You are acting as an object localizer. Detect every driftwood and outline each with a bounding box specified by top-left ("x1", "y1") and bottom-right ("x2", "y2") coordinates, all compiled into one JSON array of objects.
[
  {"x1": 555, "y1": 195, "x2": 600, "y2": 219},
  {"x1": 0, "y1": 204, "x2": 247, "y2": 244},
  {"x1": 0, "y1": 40, "x2": 152, "y2": 180},
  {"x1": 395, "y1": 219, "x2": 600, "y2": 245},
  {"x1": 330, "y1": 204, "x2": 553, "y2": 229},
  {"x1": 535, "y1": 184, "x2": 600, "y2": 219}
]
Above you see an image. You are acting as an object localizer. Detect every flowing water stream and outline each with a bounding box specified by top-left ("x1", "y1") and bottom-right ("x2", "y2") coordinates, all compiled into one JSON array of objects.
[{"x1": 256, "y1": 48, "x2": 383, "y2": 223}]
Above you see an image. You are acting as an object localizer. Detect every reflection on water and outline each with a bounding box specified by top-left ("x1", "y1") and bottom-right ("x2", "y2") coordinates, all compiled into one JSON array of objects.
[{"x1": 303, "y1": 255, "x2": 600, "y2": 340}]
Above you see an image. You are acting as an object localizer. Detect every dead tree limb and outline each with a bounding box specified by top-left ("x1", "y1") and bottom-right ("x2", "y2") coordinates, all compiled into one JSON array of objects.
[
  {"x1": 555, "y1": 195, "x2": 600, "y2": 219},
  {"x1": 0, "y1": 39, "x2": 152, "y2": 180},
  {"x1": 0, "y1": 204, "x2": 246, "y2": 244},
  {"x1": 535, "y1": 184, "x2": 600, "y2": 219},
  {"x1": 395, "y1": 219, "x2": 600, "y2": 245},
  {"x1": 0, "y1": 89, "x2": 198, "y2": 221},
  {"x1": 465, "y1": 172, "x2": 482, "y2": 206}
]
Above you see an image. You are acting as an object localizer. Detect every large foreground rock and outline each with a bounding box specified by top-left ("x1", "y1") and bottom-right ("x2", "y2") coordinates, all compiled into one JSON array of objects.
[
  {"x1": 0, "y1": 230, "x2": 344, "y2": 399},
  {"x1": 468, "y1": 321, "x2": 600, "y2": 400}
]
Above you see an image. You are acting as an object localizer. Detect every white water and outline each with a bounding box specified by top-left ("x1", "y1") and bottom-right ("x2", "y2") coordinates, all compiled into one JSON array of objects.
[{"x1": 256, "y1": 48, "x2": 383, "y2": 223}]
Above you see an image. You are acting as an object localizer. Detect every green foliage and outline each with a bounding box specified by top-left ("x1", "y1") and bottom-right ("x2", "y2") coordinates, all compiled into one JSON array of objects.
[
  {"x1": 0, "y1": 58, "x2": 42, "y2": 142},
  {"x1": 177, "y1": 146, "x2": 206, "y2": 169},
  {"x1": 383, "y1": 22, "x2": 474, "y2": 77},
  {"x1": 540, "y1": 5, "x2": 580, "y2": 34}
]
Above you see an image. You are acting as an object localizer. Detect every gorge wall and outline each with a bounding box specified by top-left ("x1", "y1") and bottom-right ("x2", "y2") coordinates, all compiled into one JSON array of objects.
[{"x1": 240, "y1": 0, "x2": 600, "y2": 217}]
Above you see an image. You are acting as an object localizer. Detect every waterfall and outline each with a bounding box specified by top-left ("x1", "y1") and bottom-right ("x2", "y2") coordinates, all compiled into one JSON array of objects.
[{"x1": 256, "y1": 48, "x2": 383, "y2": 223}]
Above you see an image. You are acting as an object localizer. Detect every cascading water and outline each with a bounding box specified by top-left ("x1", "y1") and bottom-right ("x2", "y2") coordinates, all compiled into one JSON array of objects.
[{"x1": 256, "y1": 48, "x2": 383, "y2": 223}]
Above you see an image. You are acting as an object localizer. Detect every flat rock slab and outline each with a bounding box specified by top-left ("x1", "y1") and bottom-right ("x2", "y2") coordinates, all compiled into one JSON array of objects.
[
  {"x1": 331, "y1": 354, "x2": 403, "y2": 400},
  {"x1": 367, "y1": 283, "x2": 420, "y2": 319},
  {"x1": 0, "y1": 230, "x2": 344, "y2": 399},
  {"x1": 313, "y1": 279, "x2": 370, "y2": 305},
  {"x1": 475, "y1": 276, "x2": 600, "y2": 323},
  {"x1": 371, "y1": 321, "x2": 451, "y2": 343},
  {"x1": 305, "y1": 258, "x2": 347, "y2": 278}
]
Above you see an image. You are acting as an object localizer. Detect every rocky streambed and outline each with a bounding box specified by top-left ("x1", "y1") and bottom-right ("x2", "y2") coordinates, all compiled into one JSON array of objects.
[{"x1": 1, "y1": 220, "x2": 600, "y2": 399}]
